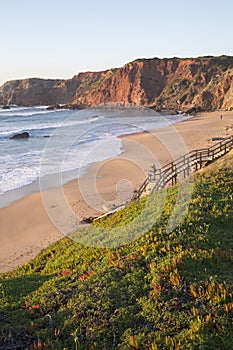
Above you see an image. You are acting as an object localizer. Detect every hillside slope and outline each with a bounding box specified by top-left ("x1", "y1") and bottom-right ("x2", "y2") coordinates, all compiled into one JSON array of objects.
[
  {"x1": 0, "y1": 152, "x2": 232, "y2": 349},
  {"x1": 0, "y1": 56, "x2": 233, "y2": 111}
]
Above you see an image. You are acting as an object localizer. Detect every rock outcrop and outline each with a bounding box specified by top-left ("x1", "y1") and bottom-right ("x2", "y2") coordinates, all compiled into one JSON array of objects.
[{"x1": 0, "y1": 56, "x2": 232, "y2": 111}]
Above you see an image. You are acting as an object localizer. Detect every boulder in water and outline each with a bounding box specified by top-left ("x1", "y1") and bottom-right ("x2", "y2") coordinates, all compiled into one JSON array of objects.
[
  {"x1": 11, "y1": 132, "x2": 30, "y2": 140},
  {"x1": 46, "y1": 104, "x2": 61, "y2": 110}
]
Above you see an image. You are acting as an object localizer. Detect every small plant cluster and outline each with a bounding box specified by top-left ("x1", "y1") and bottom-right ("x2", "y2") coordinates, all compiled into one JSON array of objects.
[{"x1": 0, "y1": 153, "x2": 232, "y2": 349}]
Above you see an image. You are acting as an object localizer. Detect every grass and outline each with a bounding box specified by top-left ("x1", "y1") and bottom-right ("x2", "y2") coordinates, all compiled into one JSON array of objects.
[{"x1": 0, "y1": 153, "x2": 233, "y2": 349}]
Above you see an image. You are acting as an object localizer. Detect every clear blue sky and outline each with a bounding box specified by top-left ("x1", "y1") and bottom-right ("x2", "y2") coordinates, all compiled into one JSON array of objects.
[{"x1": 1, "y1": 0, "x2": 233, "y2": 85}]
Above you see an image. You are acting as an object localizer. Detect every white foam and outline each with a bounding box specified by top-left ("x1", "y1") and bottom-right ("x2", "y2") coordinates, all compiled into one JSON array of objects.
[{"x1": 0, "y1": 167, "x2": 40, "y2": 194}]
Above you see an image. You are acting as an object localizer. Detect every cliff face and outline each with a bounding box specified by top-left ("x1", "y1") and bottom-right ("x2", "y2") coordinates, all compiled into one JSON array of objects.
[
  {"x1": 77, "y1": 56, "x2": 233, "y2": 111},
  {"x1": 0, "y1": 56, "x2": 232, "y2": 111},
  {"x1": 0, "y1": 79, "x2": 65, "y2": 106},
  {"x1": 0, "y1": 71, "x2": 110, "y2": 106}
]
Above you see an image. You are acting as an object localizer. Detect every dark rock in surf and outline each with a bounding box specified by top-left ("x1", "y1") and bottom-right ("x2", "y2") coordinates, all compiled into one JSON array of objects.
[
  {"x1": 46, "y1": 104, "x2": 62, "y2": 110},
  {"x1": 11, "y1": 132, "x2": 30, "y2": 140}
]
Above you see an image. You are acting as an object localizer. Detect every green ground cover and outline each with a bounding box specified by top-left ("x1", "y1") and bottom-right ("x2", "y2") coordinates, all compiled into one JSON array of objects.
[{"x1": 0, "y1": 153, "x2": 232, "y2": 349}]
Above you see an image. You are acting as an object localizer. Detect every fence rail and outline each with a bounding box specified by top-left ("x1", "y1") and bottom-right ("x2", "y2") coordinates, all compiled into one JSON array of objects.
[{"x1": 132, "y1": 136, "x2": 233, "y2": 200}]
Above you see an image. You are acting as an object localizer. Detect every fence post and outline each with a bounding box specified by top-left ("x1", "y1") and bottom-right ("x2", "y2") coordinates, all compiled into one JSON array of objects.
[
  {"x1": 171, "y1": 162, "x2": 177, "y2": 185},
  {"x1": 186, "y1": 155, "x2": 190, "y2": 177},
  {"x1": 199, "y1": 152, "x2": 202, "y2": 168},
  {"x1": 174, "y1": 163, "x2": 177, "y2": 184},
  {"x1": 220, "y1": 141, "x2": 223, "y2": 154},
  {"x1": 195, "y1": 151, "x2": 198, "y2": 170}
]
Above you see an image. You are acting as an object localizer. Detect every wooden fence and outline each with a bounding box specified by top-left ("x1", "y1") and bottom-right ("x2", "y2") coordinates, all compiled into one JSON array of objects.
[{"x1": 132, "y1": 135, "x2": 233, "y2": 200}]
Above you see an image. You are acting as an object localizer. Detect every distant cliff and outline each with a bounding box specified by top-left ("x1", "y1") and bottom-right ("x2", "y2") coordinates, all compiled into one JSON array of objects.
[{"x1": 0, "y1": 56, "x2": 233, "y2": 111}]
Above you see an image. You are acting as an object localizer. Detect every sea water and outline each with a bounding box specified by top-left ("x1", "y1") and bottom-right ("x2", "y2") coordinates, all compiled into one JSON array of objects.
[{"x1": 0, "y1": 106, "x2": 189, "y2": 202}]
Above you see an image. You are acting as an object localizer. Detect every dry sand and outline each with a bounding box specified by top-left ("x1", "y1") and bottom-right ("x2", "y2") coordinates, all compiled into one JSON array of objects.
[{"x1": 0, "y1": 111, "x2": 232, "y2": 273}]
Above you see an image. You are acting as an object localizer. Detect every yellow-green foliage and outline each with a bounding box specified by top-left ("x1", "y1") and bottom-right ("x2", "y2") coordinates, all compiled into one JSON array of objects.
[{"x1": 0, "y1": 154, "x2": 232, "y2": 349}]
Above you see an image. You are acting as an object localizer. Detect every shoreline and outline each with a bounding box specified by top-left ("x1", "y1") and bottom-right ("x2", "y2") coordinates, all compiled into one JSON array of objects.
[
  {"x1": 0, "y1": 111, "x2": 232, "y2": 273},
  {"x1": 0, "y1": 111, "x2": 189, "y2": 210},
  {"x1": 0, "y1": 166, "x2": 89, "y2": 210}
]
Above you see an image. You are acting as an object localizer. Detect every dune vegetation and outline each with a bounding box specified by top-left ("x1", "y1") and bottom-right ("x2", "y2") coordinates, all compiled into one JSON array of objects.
[{"x1": 0, "y1": 152, "x2": 233, "y2": 349}]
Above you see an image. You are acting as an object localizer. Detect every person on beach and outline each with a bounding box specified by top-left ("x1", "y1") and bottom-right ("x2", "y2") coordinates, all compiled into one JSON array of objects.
[{"x1": 151, "y1": 164, "x2": 157, "y2": 180}]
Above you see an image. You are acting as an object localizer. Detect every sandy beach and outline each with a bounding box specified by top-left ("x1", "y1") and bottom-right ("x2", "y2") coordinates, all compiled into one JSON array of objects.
[{"x1": 0, "y1": 111, "x2": 232, "y2": 273}]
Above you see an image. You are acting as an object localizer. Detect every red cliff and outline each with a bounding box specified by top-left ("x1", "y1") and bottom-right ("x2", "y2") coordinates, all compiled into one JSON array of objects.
[{"x1": 0, "y1": 56, "x2": 232, "y2": 111}]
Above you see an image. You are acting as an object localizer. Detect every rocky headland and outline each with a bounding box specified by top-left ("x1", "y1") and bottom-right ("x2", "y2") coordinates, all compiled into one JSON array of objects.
[{"x1": 0, "y1": 56, "x2": 232, "y2": 112}]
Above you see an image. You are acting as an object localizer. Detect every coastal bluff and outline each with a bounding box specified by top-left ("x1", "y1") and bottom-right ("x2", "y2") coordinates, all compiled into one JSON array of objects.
[{"x1": 0, "y1": 55, "x2": 233, "y2": 111}]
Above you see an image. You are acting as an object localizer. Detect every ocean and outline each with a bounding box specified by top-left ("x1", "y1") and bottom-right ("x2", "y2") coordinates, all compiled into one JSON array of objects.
[{"x1": 0, "y1": 106, "x2": 189, "y2": 205}]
